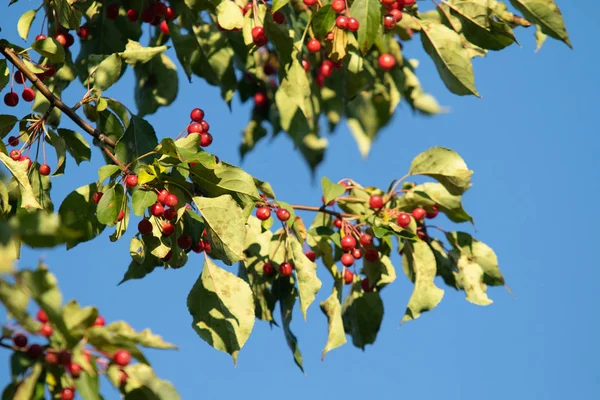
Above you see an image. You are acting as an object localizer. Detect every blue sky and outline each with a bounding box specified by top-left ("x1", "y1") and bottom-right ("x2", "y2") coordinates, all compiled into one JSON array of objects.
[{"x1": 2, "y1": 1, "x2": 599, "y2": 399}]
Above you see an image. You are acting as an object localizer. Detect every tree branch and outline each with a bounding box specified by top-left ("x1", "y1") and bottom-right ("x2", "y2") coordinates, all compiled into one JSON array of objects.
[{"x1": 290, "y1": 205, "x2": 354, "y2": 219}]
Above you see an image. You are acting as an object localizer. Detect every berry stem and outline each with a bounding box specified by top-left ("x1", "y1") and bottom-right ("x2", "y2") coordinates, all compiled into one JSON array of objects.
[{"x1": 290, "y1": 204, "x2": 354, "y2": 219}]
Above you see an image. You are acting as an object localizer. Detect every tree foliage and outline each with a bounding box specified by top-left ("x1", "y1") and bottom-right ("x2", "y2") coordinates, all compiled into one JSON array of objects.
[{"x1": 0, "y1": 0, "x2": 570, "y2": 397}]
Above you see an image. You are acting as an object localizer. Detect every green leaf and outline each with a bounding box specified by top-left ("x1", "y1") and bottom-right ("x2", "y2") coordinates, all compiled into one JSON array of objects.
[
  {"x1": 116, "y1": 114, "x2": 158, "y2": 165},
  {"x1": 17, "y1": 10, "x2": 37, "y2": 41},
  {"x1": 54, "y1": 0, "x2": 82, "y2": 30},
  {"x1": 289, "y1": 236, "x2": 322, "y2": 320},
  {"x1": 134, "y1": 53, "x2": 178, "y2": 116},
  {"x1": 534, "y1": 24, "x2": 548, "y2": 51},
  {"x1": 193, "y1": 195, "x2": 246, "y2": 265},
  {"x1": 131, "y1": 190, "x2": 157, "y2": 216},
  {"x1": 420, "y1": 20, "x2": 479, "y2": 96},
  {"x1": 510, "y1": 0, "x2": 571, "y2": 48},
  {"x1": 321, "y1": 176, "x2": 346, "y2": 205},
  {"x1": 320, "y1": 287, "x2": 346, "y2": 359},
  {"x1": 62, "y1": 300, "x2": 98, "y2": 339},
  {"x1": 91, "y1": 321, "x2": 177, "y2": 349},
  {"x1": 312, "y1": 5, "x2": 336, "y2": 39},
  {"x1": 98, "y1": 164, "x2": 121, "y2": 182},
  {"x1": 10, "y1": 352, "x2": 34, "y2": 379},
  {"x1": 342, "y1": 290, "x2": 384, "y2": 349},
  {"x1": 349, "y1": 0, "x2": 383, "y2": 53},
  {"x1": 13, "y1": 362, "x2": 42, "y2": 400},
  {"x1": 276, "y1": 277, "x2": 304, "y2": 372},
  {"x1": 408, "y1": 147, "x2": 473, "y2": 195},
  {"x1": 0, "y1": 114, "x2": 18, "y2": 137},
  {"x1": 119, "y1": 40, "x2": 168, "y2": 66},
  {"x1": 93, "y1": 54, "x2": 123, "y2": 91},
  {"x1": 187, "y1": 257, "x2": 255, "y2": 364},
  {"x1": 397, "y1": 182, "x2": 473, "y2": 223},
  {"x1": 57, "y1": 128, "x2": 91, "y2": 165},
  {"x1": 240, "y1": 119, "x2": 267, "y2": 158},
  {"x1": 401, "y1": 241, "x2": 445, "y2": 323},
  {"x1": 96, "y1": 184, "x2": 124, "y2": 226},
  {"x1": 272, "y1": 0, "x2": 289, "y2": 12},
  {"x1": 0, "y1": 61, "x2": 9, "y2": 93},
  {"x1": 15, "y1": 210, "x2": 81, "y2": 248},
  {"x1": 363, "y1": 253, "x2": 396, "y2": 289},
  {"x1": 75, "y1": 371, "x2": 100, "y2": 400},
  {"x1": 0, "y1": 153, "x2": 42, "y2": 209},
  {"x1": 0, "y1": 280, "x2": 40, "y2": 333},
  {"x1": 31, "y1": 37, "x2": 65, "y2": 63},
  {"x1": 120, "y1": 255, "x2": 159, "y2": 284},
  {"x1": 120, "y1": 364, "x2": 181, "y2": 399},
  {"x1": 47, "y1": 129, "x2": 67, "y2": 176},
  {"x1": 216, "y1": 1, "x2": 244, "y2": 30}
]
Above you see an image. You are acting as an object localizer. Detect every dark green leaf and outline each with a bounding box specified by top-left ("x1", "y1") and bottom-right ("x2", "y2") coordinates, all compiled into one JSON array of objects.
[
  {"x1": 320, "y1": 287, "x2": 346, "y2": 359},
  {"x1": 342, "y1": 290, "x2": 384, "y2": 349},
  {"x1": 115, "y1": 114, "x2": 158, "y2": 165},
  {"x1": 96, "y1": 184, "x2": 124, "y2": 226},
  {"x1": 131, "y1": 190, "x2": 157, "y2": 216},
  {"x1": 93, "y1": 54, "x2": 123, "y2": 91},
  {"x1": 321, "y1": 176, "x2": 346, "y2": 205},
  {"x1": 510, "y1": 0, "x2": 571, "y2": 48},
  {"x1": 312, "y1": 5, "x2": 336, "y2": 39},
  {"x1": 349, "y1": 0, "x2": 383, "y2": 53},
  {"x1": 408, "y1": 147, "x2": 473, "y2": 195},
  {"x1": 31, "y1": 38, "x2": 65, "y2": 63},
  {"x1": 57, "y1": 128, "x2": 91, "y2": 165},
  {"x1": 119, "y1": 40, "x2": 168, "y2": 66}
]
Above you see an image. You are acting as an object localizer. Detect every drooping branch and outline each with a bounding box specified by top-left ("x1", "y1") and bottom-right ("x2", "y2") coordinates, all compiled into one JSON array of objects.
[{"x1": 290, "y1": 204, "x2": 354, "y2": 219}]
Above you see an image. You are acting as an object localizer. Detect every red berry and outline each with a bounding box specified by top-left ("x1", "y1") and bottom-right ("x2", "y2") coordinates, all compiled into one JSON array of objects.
[
  {"x1": 361, "y1": 278, "x2": 373, "y2": 292},
  {"x1": 242, "y1": 3, "x2": 253, "y2": 15},
  {"x1": 178, "y1": 235, "x2": 193, "y2": 250},
  {"x1": 263, "y1": 63, "x2": 276, "y2": 75},
  {"x1": 190, "y1": 108, "x2": 205, "y2": 122},
  {"x1": 305, "y1": 250, "x2": 316, "y2": 262},
  {"x1": 13, "y1": 334, "x2": 28, "y2": 348},
  {"x1": 115, "y1": 210, "x2": 124, "y2": 222},
  {"x1": 39, "y1": 164, "x2": 51, "y2": 176},
  {"x1": 36, "y1": 310, "x2": 48, "y2": 323},
  {"x1": 119, "y1": 370, "x2": 128, "y2": 385},
  {"x1": 322, "y1": 195, "x2": 335, "y2": 206},
  {"x1": 162, "y1": 222, "x2": 175, "y2": 236},
  {"x1": 61, "y1": 388, "x2": 75, "y2": 400},
  {"x1": 8, "y1": 136, "x2": 19, "y2": 147},
  {"x1": 27, "y1": 344, "x2": 44, "y2": 359},
  {"x1": 35, "y1": 34, "x2": 47, "y2": 41},
  {"x1": 378, "y1": 53, "x2": 396, "y2": 70},
  {"x1": 359, "y1": 234, "x2": 373, "y2": 247},
  {"x1": 390, "y1": 9, "x2": 403, "y2": 21},
  {"x1": 192, "y1": 240, "x2": 205, "y2": 253},
  {"x1": 153, "y1": 2, "x2": 167, "y2": 16},
  {"x1": 369, "y1": 194, "x2": 384, "y2": 209},
  {"x1": 332, "y1": 0, "x2": 345, "y2": 12},
  {"x1": 199, "y1": 132, "x2": 213, "y2": 147},
  {"x1": 279, "y1": 262, "x2": 293, "y2": 276},
  {"x1": 159, "y1": 20, "x2": 170, "y2": 35},
  {"x1": 397, "y1": 212, "x2": 411, "y2": 227},
  {"x1": 200, "y1": 120, "x2": 210, "y2": 131},
  {"x1": 333, "y1": 218, "x2": 343, "y2": 229},
  {"x1": 426, "y1": 206, "x2": 439, "y2": 219},
  {"x1": 164, "y1": 207, "x2": 177, "y2": 221},
  {"x1": 276, "y1": 208, "x2": 290, "y2": 222},
  {"x1": 251, "y1": 26, "x2": 267, "y2": 47},
  {"x1": 336, "y1": 16, "x2": 348, "y2": 29},
  {"x1": 125, "y1": 174, "x2": 138, "y2": 188},
  {"x1": 92, "y1": 192, "x2": 103, "y2": 204},
  {"x1": 68, "y1": 363, "x2": 82, "y2": 378},
  {"x1": 404, "y1": 0, "x2": 416, "y2": 6},
  {"x1": 165, "y1": 6, "x2": 176, "y2": 20},
  {"x1": 341, "y1": 253, "x2": 354, "y2": 267},
  {"x1": 343, "y1": 269, "x2": 354, "y2": 284},
  {"x1": 57, "y1": 350, "x2": 72, "y2": 367},
  {"x1": 40, "y1": 323, "x2": 53, "y2": 337},
  {"x1": 142, "y1": 8, "x2": 154, "y2": 22},
  {"x1": 93, "y1": 315, "x2": 105, "y2": 327},
  {"x1": 9, "y1": 149, "x2": 21, "y2": 161},
  {"x1": 106, "y1": 4, "x2": 119, "y2": 19},
  {"x1": 263, "y1": 262, "x2": 274, "y2": 275},
  {"x1": 127, "y1": 9, "x2": 139, "y2": 21},
  {"x1": 382, "y1": 0, "x2": 396, "y2": 4},
  {"x1": 188, "y1": 124, "x2": 204, "y2": 137},
  {"x1": 113, "y1": 350, "x2": 131, "y2": 367},
  {"x1": 138, "y1": 219, "x2": 153, "y2": 234},
  {"x1": 412, "y1": 207, "x2": 426, "y2": 221},
  {"x1": 254, "y1": 92, "x2": 268, "y2": 108},
  {"x1": 341, "y1": 235, "x2": 356, "y2": 251},
  {"x1": 273, "y1": 11, "x2": 285, "y2": 24},
  {"x1": 304, "y1": 0, "x2": 317, "y2": 6},
  {"x1": 157, "y1": 190, "x2": 169, "y2": 204},
  {"x1": 307, "y1": 39, "x2": 321, "y2": 53},
  {"x1": 14, "y1": 71, "x2": 26, "y2": 84},
  {"x1": 365, "y1": 249, "x2": 379, "y2": 262},
  {"x1": 417, "y1": 229, "x2": 428, "y2": 241},
  {"x1": 302, "y1": 59, "x2": 310, "y2": 71},
  {"x1": 204, "y1": 241, "x2": 212, "y2": 253},
  {"x1": 256, "y1": 206, "x2": 271, "y2": 221},
  {"x1": 77, "y1": 25, "x2": 90, "y2": 39},
  {"x1": 352, "y1": 248, "x2": 363, "y2": 259},
  {"x1": 4, "y1": 92, "x2": 19, "y2": 107},
  {"x1": 384, "y1": 14, "x2": 396, "y2": 29},
  {"x1": 54, "y1": 33, "x2": 67, "y2": 47},
  {"x1": 164, "y1": 194, "x2": 178, "y2": 207},
  {"x1": 65, "y1": 33, "x2": 75, "y2": 47},
  {"x1": 45, "y1": 352, "x2": 58, "y2": 364},
  {"x1": 43, "y1": 65, "x2": 56, "y2": 77},
  {"x1": 348, "y1": 17, "x2": 360, "y2": 32}
]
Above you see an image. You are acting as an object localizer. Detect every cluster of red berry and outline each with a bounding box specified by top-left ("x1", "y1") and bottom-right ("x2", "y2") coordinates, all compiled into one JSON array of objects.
[
  {"x1": 5, "y1": 119, "x2": 52, "y2": 176},
  {"x1": 3, "y1": 71, "x2": 36, "y2": 107},
  {"x1": 186, "y1": 107, "x2": 213, "y2": 147},
  {"x1": 105, "y1": 1, "x2": 176, "y2": 36},
  {"x1": 10, "y1": 310, "x2": 130, "y2": 400}
]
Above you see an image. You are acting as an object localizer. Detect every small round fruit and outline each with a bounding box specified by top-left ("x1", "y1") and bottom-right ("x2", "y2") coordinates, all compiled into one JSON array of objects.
[
  {"x1": 157, "y1": 190, "x2": 169, "y2": 204},
  {"x1": 190, "y1": 108, "x2": 205, "y2": 122},
  {"x1": 10, "y1": 150, "x2": 21, "y2": 161},
  {"x1": 369, "y1": 194, "x2": 384, "y2": 209},
  {"x1": 164, "y1": 207, "x2": 177, "y2": 221},
  {"x1": 254, "y1": 92, "x2": 268, "y2": 108},
  {"x1": 302, "y1": 59, "x2": 310, "y2": 71},
  {"x1": 159, "y1": 20, "x2": 170, "y2": 35},
  {"x1": 359, "y1": 233, "x2": 373, "y2": 247},
  {"x1": 153, "y1": 2, "x2": 167, "y2": 16},
  {"x1": 165, "y1": 6, "x2": 176, "y2": 20},
  {"x1": 40, "y1": 323, "x2": 53, "y2": 338},
  {"x1": 65, "y1": 33, "x2": 75, "y2": 47},
  {"x1": 360, "y1": 278, "x2": 373, "y2": 292},
  {"x1": 404, "y1": 0, "x2": 416, "y2": 6},
  {"x1": 4, "y1": 92, "x2": 19, "y2": 107},
  {"x1": 39, "y1": 164, "x2": 51, "y2": 176},
  {"x1": 188, "y1": 122, "x2": 202, "y2": 134},
  {"x1": 412, "y1": 207, "x2": 426, "y2": 221},
  {"x1": 117, "y1": 210, "x2": 125, "y2": 222},
  {"x1": 251, "y1": 26, "x2": 267, "y2": 47},
  {"x1": 352, "y1": 248, "x2": 363, "y2": 260},
  {"x1": 256, "y1": 206, "x2": 271, "y2": 221},
  {"x1": 77, "y1": 25, "x2": 90, "y2": 39},
  {"x1": 106, "y1": 4, "x2": 119, "y2": 19},
  {"x1": 199, "y1": 132, "x2": 213, "y2": 147},
  {"x1": 276, "y1": 208, "x2": 290, "y2": 222},
  {"x1": 417, "y1": 230, "x2": 428, "y2": 241},
  {"x1": 164, "y1": 194, "x2": 178, "y2": 207},
  {"x1": 150, "y1": 202, "x2": 164, "y2": 217},
  {"x1": 273, "y1": 11, "x2": 285, "y2": 24},
  {"x1": 127, "y1": 9, "x2": 139, "y2": 21},
  {"x1": 332, "y1": 0, "x2": 345, "y2": 12},
  {"x1": 305, "y1": 250, "x2": 316, "y2": 262},
  {"x1": 8, "y1": 136, "x2": 19, "y2": 147},
  {"x1": 58, "y1": 351, "x2": 72, "y2": 366},
  {"x1": 45, "y1": 352, "x2": 58, "y2": 365},
  {"x1": 397, "y1": 212, "x2": 411, "y2": 228},
  {"x1": 320, "y1": 60, "x2": 334, "y2": 78},
  {"x1": 382, "y1": 0, "x2": 396, "y2": 5},
  {"x1": 61, "y1": 388, "x2": 75, "y2": 400},
  {"x1": 68, "y1": 363, "x2": 82, "y2": 378},
  {"x1": 343, "y1": 269, "x2": 354, "y2": 284},
  {"x1": 365, "y1": 248, "x2": 379, "y2": 262},
  {"x1": 378, "y1": 53, "x2": 396, "y2": 70},
  {"x1": 162, "y1": 222, "x2": 175, "y2": 236},
  {"x1": 192, "y1": 240, "x2": 205, "y2": 253},
  {"x1": 27, "y1": 344, "x2": 44, "y2": 359},
  {"x1": 36, "y1": 310, "x2": 48, "y2": 323},
  {"x1": 279, "y1": 262, "x2": 293, "y2": 276},
  {"x1": 178, "y1": 235, "x2": 193, "y2": 250},
  {"x1": 341, "y1": 253, "x2": 354, "y2": 267},
  {"x1": 14, "y1": 71, "x2": 26, "y2": 84},
  {"x1": 138, "y1": 219, "x2": 153, "y2": 235},
  {"x1": 307, "y1": 39, "x2": 321, "y2": 53},
  {"x1": 348, "y1": 17, "x2": 360, "y2": 32},
  {"x1": 335, "y1": 15, "x2": 348, "y2": 29},
  {"x1": 263, "y1": 262, "x2": 274, "y2": 275},
  {"x1": 93, "y1": 315, "x2": 105, "y2": 327},
  {"x1": 125, "y1": 174, "x2": 138, "y2": 188},
  {"x1": 13, "y1": 333, "x2": 28, "y2": 348},
  {"x1": 43, "y1": 65, "x2": 56, "y2": 78},
  {"x1": 426, "y1": 206, "x2": 439, "y2": 219},
  {"x1": 304, "y1": 0, "x2": 317, "y2": 5},
  {"x1": 54, "y1": 33, "x2": 67, "y2": 47},
  {"x1": 384, "y1": 14, "x2": 396, "y2": 29},
  {"x1": 333, "y1": 218, "x2": 343, "y2": 229},
  {"x1": 113, "y1": 350, "x2": 131, "y2": 367},
  {"x1": 200, "y1": 120, "x2": 210, "y2": 132},
  {"x1": 341, "y1": 235, "x2": 357, "y2": 251},
  {"x1": 322, "y1": 195, "x2": 335, "y2": 206},
  {"x1": 390, "y1": 9, "x2": 403, "y2": 21},
  {"x1": 35, "y1": 34, "x2": 47, "y2": 41}
]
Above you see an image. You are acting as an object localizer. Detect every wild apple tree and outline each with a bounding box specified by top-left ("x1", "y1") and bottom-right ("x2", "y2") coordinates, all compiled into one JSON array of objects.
[{"x1": 0, "y1": 0, "x2": 570, "y2": 398}]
